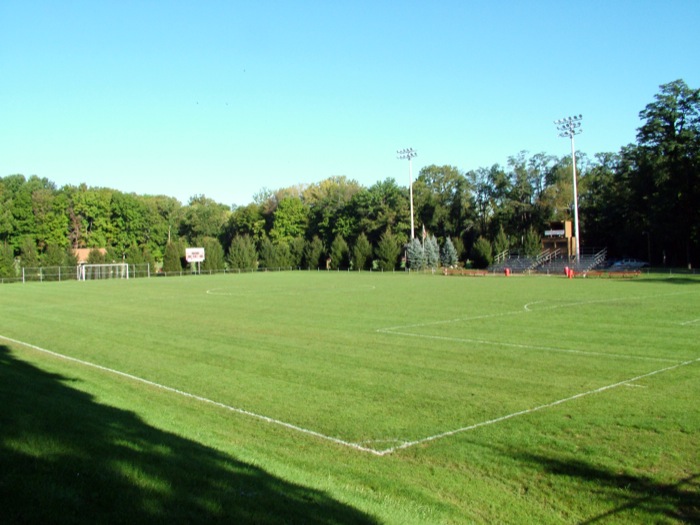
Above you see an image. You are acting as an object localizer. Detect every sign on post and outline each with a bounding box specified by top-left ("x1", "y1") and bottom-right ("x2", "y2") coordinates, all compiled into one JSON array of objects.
[
  {"x1": 185, "y1": 247, "x2": 206, "y2": 263},
  {"x1": 186, "y1": 247, "x2": 205, "y2": 274}
]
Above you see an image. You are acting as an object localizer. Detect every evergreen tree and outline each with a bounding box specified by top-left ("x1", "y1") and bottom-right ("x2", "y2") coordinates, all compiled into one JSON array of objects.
[
  {"x1": 228, "y1": 235, "x2": 258, "y2": 270},
  {"x1": 274, "y1": 241, "x2": 293, "y2": 268},
  {"x1": 43, "y1": 244, "x2": 65, "y2": 267},
  {"x1": 375, "y1": 230, "x2": 401, "y2": 271},
  {"x1": 352, "y1": 233, "x2": 372, "y2": 271},
  {"x1": 87, "y1": 248, "x2": 106, "y2": 264},
  {"x1": 522, "y1": 226, "x2": 541, "y2": 257},
  {"x1": 125, "y1": 244, "x2": 145, "y2": 264},
  {"x1": 19, "y1": 237, "x2": 39, "y2": 268},
  {"x1": 471, "y1": 236, "x2": 493, "y2": 269},
  {"x1": 200, "y1": 237, "x2": 226, "y2": 271},
  {"x1": 451, "y1": 236, "x2": 466, "y2": 263},
  {"x1": 330, "y1": 234, "x2": 350, "y2": 270},
  {"x1": 303, "y1": 236, "x2": 324, "y2": 269},
  {"x1": 441, "y1": 237, "x2": 458, "y2": 267},
  {"x1": 425, "y1": 235, "x2": 440, "y2": 269},
  {"x1": 257, "y1": 237, "x2": 278, "y2": 269},
  {"x1": 407, "y1": 238, "x2": 425, "y2": 270},
  {"x1": 493, "y1": 225, "x2": 509, "y2": 257},
  {"x1": 163, "y1": 242, "x2": 182, "y2": 272},
  {"x1": 0, "y1": 243, "x2": 15, "y2": 278},
  {"x1": 635, "y1": 79, "x2": 700, "y2": 266},
  {"x1": 64, "y1": 247, "x2": 78, "y2": 267},
  {"x1": 288, "y1": 237, "x2": 306, "y2": 268}
]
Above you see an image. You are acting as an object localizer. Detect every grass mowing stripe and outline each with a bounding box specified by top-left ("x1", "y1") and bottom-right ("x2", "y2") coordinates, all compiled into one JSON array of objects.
[
  {"x1": 5, "y1": 330, "x2": 697, "y2": 456},
  {"x1": 377, "y1": 356, "x2": 700, "y2": 455},
  {"x1": 376, "y1": 329, "x2": 681, "y2": 363},
  {"x1": 377, "y1": 287, "x2": 699, "y2": 363},
  {"x1": 0, "y1": 334, "x2": 383, "y2": 456},
  {"x1": 2, "y1": 272, "x2": 698, "y2": 522}
]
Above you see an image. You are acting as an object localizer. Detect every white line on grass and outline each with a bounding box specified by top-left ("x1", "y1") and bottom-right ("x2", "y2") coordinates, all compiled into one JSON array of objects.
[
  {"x1": 680, "y1": 318, "x2": 700, "y2": 326},
  {"x1": 0, "y1": 335, "x2": 385, "y2": 456},
  {"x1": 3, "y1": 333, "x2": 697, "y2": 457},
  {"x1": 372, "y1": 357, "x2": 700, "y2": 456},
  {"x1": 378, "y1": 290, "x2": 699, "y2": 363},
  {"x1": 383, "y1": 289, "x2": 699, "y2": 334},
  {"x1": 377, "y1": 329, "x2": 680, "y2": 363}
]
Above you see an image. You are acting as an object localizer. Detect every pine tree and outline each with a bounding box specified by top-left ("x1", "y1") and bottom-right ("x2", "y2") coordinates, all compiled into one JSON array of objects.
[
  {"x1": 352, "y1": 233, "x2": 372, "y2": 270},
  {"x1": 425, "y1": 235, "x2": 440, "y2": 270},
  {"x1": 228, "y1": 235, "x2": 258, "y2": 270},
  {"x1": 0, "y1": 243, "x2": 15, "y2": 278},
  {"x1": 330, "y1": 234, "x2": 350, "y2": 269},
  {"x1": 522, "y1": 227, "x2": 541, "y2": 257},
  {"x1": 303, "y1": 236, "x2": 324, "y2": 269},
  {"x1": 407, "y1": 238, "x2": 425, "y2": 270},
  {"x1": 441, "y1": 237, "x2": 458, "y2": 267},
  {"x1": 375, "y1": 230, "x2": 401, "y2": 271},
  {"x1": 494, "y1": 225, "x2": 509, "y2": 257},
  {"x1": 19, "y1": 237, "x2": 39, "y2": 268},
  {"x1": 471, "y1": 236, "x2": 493, "y2": 269},
  {"x1": 163, "y1": 242, "x2": 182, "y2": 272},
  {"x1": 43, "y1": 244, "x2": 65, "y2": 267}
]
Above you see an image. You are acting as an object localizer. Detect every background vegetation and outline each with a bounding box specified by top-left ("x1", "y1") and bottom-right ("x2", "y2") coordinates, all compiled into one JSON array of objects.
[{"x1": 1, "y1": 80, "x2": 698, "y2": 275}]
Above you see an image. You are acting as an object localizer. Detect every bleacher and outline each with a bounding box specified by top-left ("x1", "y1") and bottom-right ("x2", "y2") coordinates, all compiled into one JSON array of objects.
[
  {"x1": 488, "y1": 221, "x2": 608, "y2": 275},
  {"x1": 489, "y1": 248, "x2": 607, "y2": 275}
]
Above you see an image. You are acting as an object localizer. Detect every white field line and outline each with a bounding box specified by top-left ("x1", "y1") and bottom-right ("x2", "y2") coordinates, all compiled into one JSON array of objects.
[
  {"x1": 377, "y1": 330, "x2": 680, "y2": 363},
  {"x1": 3, "y1": 287, "x2": 698, "y2": 456},
  {"x1": 0, "y1": 334, "x2": 384, "y2": 456},
  {"x1": 680, "y1": 318, "x2": 700, "y2": 326},
  {"x1": 373, "y1": 357, "x2": 700, "y2": 456},
  {"x1": 378, "y1": 290, "x2": 699, "y2": 364},
  {"x1": 383, "y1": 289, "x2": 699, "y2": 333}
]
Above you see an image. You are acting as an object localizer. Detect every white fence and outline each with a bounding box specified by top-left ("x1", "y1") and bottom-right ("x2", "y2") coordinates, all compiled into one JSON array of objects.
[{"x1": 17, "y1": 264, "x2": 152, "y2": 283}]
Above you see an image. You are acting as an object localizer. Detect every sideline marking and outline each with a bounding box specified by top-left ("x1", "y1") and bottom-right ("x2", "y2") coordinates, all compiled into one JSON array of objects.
[
  {"x1": 378, "y1": 290, "x2": 699, "y2": 363},
  {"x1": 373, "y1": 357, "x2": 700, "y2": 456},
  {"x1": 383, "y1": 289, "x2": 698, "y2": 333},
  {"x1": 377, "y1": 329, "x2": 679, "y2": 363},
  {"x1": 680, "y1": 318, "x2": 700, "y2": 326},
  {"x1": 2, "y1": 334, "x2": 697, "y2": 457},
  {"x1": 0, "y1": 335, "x2": 383, "y2": 456}
]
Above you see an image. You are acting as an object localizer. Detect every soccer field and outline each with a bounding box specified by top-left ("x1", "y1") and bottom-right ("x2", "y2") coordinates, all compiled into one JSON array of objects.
[{"x1": 1, "y1": 271, "x2": 698, "y2": 523}]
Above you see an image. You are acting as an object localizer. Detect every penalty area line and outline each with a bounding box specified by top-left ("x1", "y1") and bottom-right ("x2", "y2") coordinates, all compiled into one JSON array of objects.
[
  {"x1": 377, "y1": 329, "x2": 680, "y2": 363},
  {"x1": 0, "y1": 334, "x2": 384, "y2": 456},
  {"x1": 373, "y1": 357, "x2": 700, "y2": 456}
]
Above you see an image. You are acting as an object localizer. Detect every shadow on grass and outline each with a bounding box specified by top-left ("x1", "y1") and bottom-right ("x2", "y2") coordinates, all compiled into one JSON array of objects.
[
  {"x1": 627, "y1": 273, "x2": 700, "y2": 285},
  {"x1": 508, "y1": 448, "x2": 699, "y2": 523},
  {"x1": 0, "y1": 345, "x2": 378, "y2": 524}
]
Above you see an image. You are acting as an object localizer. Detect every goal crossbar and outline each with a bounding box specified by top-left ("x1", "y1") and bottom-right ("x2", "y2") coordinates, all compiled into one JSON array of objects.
[{"x1": 78, "y1": 263, "x2": 130, "y2": 281}]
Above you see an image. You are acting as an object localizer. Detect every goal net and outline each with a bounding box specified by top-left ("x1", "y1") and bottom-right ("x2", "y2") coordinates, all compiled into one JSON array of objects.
[{"x1": 78, "y1": 263, "x2": 130, "y2": 281}]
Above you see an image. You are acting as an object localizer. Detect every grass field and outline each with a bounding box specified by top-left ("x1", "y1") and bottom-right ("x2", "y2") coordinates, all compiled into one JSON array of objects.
[{"x1": 1, "y1": 271, "x2": 698, "y2": 523}]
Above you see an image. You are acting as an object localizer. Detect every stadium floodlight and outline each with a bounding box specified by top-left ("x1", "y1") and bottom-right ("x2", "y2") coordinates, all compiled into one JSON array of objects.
[
  {"x1": 397, "y1": 148, "x2": 418, "y2": 239},
  {"x1": 554, "y1": 115, "x2": 583, "y2": 264}
]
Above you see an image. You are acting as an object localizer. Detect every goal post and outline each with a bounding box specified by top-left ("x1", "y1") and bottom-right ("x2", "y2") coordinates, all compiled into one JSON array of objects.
[{"x1": 78, "y1": 263, "x2": 130, "y2": 281}]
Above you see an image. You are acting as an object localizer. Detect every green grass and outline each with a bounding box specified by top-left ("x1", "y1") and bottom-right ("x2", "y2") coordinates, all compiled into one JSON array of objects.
[{"x1": 1, "y1": 271, "x2": 698, "y2": 523}]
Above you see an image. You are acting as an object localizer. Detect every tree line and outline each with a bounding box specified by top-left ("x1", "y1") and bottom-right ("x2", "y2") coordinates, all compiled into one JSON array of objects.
[{"x1": 1, "y1": 80, "x2": 698, "y2": 276}]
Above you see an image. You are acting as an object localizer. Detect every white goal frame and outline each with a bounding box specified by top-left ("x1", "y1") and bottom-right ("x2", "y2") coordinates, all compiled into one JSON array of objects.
[{"x1": 78, "y1": 263, "x2": 130, "y2": 281}]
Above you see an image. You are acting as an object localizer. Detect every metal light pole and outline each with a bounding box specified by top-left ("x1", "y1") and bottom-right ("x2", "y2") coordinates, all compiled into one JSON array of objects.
[
  {"x1": 397, "y1": 148, "x2": 417, "y2": 239},
  {"x1": 554, "y1": 115, "x2": 582, "y2": 264}
]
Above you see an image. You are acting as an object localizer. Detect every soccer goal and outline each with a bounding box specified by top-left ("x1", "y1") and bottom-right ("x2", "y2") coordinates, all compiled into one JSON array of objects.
[{"x1": 78, "y1": 263, "x2": 130, "y2": 281}]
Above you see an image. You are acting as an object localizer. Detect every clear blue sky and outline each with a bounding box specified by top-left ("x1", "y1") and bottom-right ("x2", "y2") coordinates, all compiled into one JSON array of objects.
[{"x1": 2, "y1": 1, "x2": 699, "y2": 207}]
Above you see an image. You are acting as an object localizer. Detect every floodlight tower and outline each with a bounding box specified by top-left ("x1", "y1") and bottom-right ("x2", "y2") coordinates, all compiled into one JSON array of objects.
[
  {"x1": 397, "y1": 148, "x2": 418, "y2": 239},
  {"x1": 554, "y1": 115, "x2": 583, "y2": 264}
]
